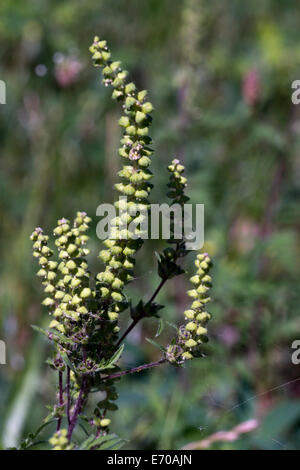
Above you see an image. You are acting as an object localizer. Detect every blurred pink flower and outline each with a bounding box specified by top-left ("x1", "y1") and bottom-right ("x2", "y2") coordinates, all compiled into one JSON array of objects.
[
  {"x1": 54, "y1": 56, "x2": 82, "y2": 87},
  {"x1": 243, "y1": 68, "x2": 260, "y2": 107},
  {"x1": 183, "y1": 419, "x2": 259, "y2": 449}
]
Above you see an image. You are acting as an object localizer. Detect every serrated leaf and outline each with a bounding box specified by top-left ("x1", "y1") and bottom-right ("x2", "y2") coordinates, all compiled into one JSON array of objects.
[
  {"x1": 31, "y1": 324, "x2": 48, "y2": 337},
  {"x1": 48, "y1": 328, "x2": 73, "y2": 344}
]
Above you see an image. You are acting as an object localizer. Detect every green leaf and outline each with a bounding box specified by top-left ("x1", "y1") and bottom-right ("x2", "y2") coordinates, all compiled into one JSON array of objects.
[
  {"x1": 105, "y1": 344, "x2": 124, "y2": 367},
  {"x1": 80, "y1": 433, "x2": 125, "y2": 450},
  {"x1": 31, "y1": 324, "x2": 48, "y2": 338},
  {"x1": 155, "y1": 317, "x2": 164, "y2": 337},
  {"x1": 146, "y1": 337, "x2": 166, "y2": 353},
  {"x1": 48, "y1": 328, "x2": 73, "y2": 344},
  {"x1": 60, "y1": 352, "x2": 77, "y2": 373}
]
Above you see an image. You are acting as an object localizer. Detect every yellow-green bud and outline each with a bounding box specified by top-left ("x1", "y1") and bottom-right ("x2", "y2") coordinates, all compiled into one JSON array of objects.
[
  {"x1": 185, "y1": 339, "x2": 197, "y2": 348},
  {"x1": 80, "y1": 288, "x2": 91, "y2": 298},
  {"x1": 111, "y1": 291, "x2": 123, "y2": 302},
  {"x1": 182, "y1": 351, "x2": 193, "y2": 360},
  {"x1": 185, "y1": 322, "x2": 197, "y2": 332},
  {"x1": 100, "y1": 419, "x2": 111, "y2": 427},
  {"x1": 42, "y1": 297, "x2": 55, "y2": 307},
  {"x1": 184, "y1": 310, "x2": 195, "y2": 319},
  {"x1": 108, "y1": 311, "x2": 119, "y2": 321},
  {"x1": 66, "y1": 260, "x2": 77, "y2": 270}
]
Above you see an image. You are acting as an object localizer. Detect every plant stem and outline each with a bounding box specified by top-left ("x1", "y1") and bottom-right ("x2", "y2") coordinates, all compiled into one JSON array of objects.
[
  {"x1": 67, "y1": 377, "x2": 88, "y2": 441},
  {"x1": 56, "y1": 370, "x2": 63, "y2": 431},
  {"x1": 116, "y1": 277, "x2": 167, "y2": 346},
  {"x1": 66, "y1": 366, "x2": 71, "y2": 425},
  {"x1": 101, "y1": 358, "x2": 166, "y2": 381}
]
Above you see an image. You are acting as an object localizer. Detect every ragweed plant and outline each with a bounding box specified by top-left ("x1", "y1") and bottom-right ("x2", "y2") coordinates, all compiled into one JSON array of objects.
[{"x1": 27, "y1": 37, "x2": 213, "y2": 451}]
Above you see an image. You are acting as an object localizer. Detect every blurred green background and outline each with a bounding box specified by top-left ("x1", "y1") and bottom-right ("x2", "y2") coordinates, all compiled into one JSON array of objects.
[{"x1": 1, "y1": 0, "x2": 300, "y2": 450}]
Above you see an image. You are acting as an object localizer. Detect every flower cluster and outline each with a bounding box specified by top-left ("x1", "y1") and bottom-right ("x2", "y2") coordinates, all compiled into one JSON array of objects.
[
  {"x1": 49, "y1": 429, "x2": 73, "y2": 450},
  {"x1": 166, "y1": 253, "x2": 212, "y2": 364},
  {"x1": 167, "y1": 158, "x2": 190, "y2": 206},
  {"x1": 28, "y1": 37, "x2": 213, "y2": 449},
  {"x1": 90, "y1": 36, "x2": 154, "y2": 327},
  {"x1": 181, "y1": 253, "x2": 212, "y2": 359},
  {"x1": 31, "y1": 212, "x2": 92, "y2": 342}
]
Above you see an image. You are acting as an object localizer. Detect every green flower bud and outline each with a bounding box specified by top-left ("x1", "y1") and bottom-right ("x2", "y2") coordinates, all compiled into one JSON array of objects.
[
  {"x1": 185, "y1": 339, "x2": 197, "y2": 348},
  {"x1": 125, "y1": 82, "x2": 136, "y2": 94},
  {"x1": 71, "y1": 294, "x2": 82, "y2": 305},
  {"x1": 70, "y1": 278, "x2": 81, "y2": 289},
  {"x1": 184, "y1": 309, "x2": 195, "y2": 319},
  {"x1": 44, "y1": 284, "x2": 55, "y2": 294},
  {"x1": 182, "y1": 351, "x2": 193, "y2": 360},
  {"x1": 54, "y1": 291, "x2": 65, "y2": 301},
  {"x1": 138, "y1": 156, "x2": 151, "y2": 168},
  {"x1": 191, "y1": 300, "x2": 202, "y2": 309},
  {"x1": 142, "y1": 102, "x2": 153, "y2": 114},
  {"x1": 42, "y1": 297, "x2": 55, "y2": 307},
  {"x1": 185, "y1": 321, "x2": 197, "y2": 332},
  {"x1": 53, "y1": 226, "x2": 63, "y2": 236},
  {"x1": 63, "y1": 294, "x2": 72, "y2": 302},
  {"x1": 187, "y1": 289, "x2": 198, "y2": 299},
  {"x1": 54, "y1": 308, "x2": 62, "y2": 317},
  {"x1": 135, "y1": 190, "x2": 148, "y2": 199},
  {"x1": 125, "y1": 96, "x2": 136, "y2": 108},
  {"x1": 67, "y1": 244, "x2": 77, "y2": 255},
  {"x1": 112, "y1": 89, "x2": 123, "y2": 100},
  {"x1": 123, "y1": 246, "x2": 135, "y2": 256},
  {"x1": 99, "y1": 250, "x2": 112, "y2": 263},
  {"x1": 126, "y1": 125, "x2": 136, "y2": 136},
  {"x1": 100, "y1": 287, "x2": 110, "y2": 298},
  {"x1": 190, "y1": 275, "x2": 200, "y2": 285},
  {"x1": 112, "y1": 278, "x2": 124, "y2": 289},
  {"x1": 111, "y1": 291, "x2": 123, "y2": 302},
  {"x1": 48, "y1": 261, "x2": 58, "y2": 270},
  {"x1": 109, "y1": 259, "x2": 122, "y2": 270},
  {"x1": 197, "y1": 285, "x2": 209, "y2": 295},
  {"x1": 137, "y1": 90, "x2": 147, "y2": 101},
  {"x1": 196, "y1": 312, "x2": 211, "y2": 323},
  {"x1": 123, "y1": 259, "x2": 134, "y2": 269},
  {"x1": 196, "y1": 326, "x2": 207, "y2": 336},
  {"x1": 123, "y1": 185, "x2": 136, "y2": 196},
  {"x1": 108, "y1": 311, "x2": 119, "y2": 321},
  {"x1": 119, "y1": 116, "x2": 130, "y2": 127},
  {"x1": 58, "y1": 251, "x2": 69, "y2": 260},
  {"x1": 200, "y1": 261, "x2": 209, "y2": 270},
  {"x1": 101, "y1": 51, "x2": 111, "y2": 61},
  {"x1": 77, "y1": 306, "x2": 88, "y2": 314},
  {"x1": 80, "y1": 288, "x2": 91, "y2": 298},
  {"x1": 135, "y1": 111, "x2": 146, "y2": 124},
  {"x1": 98, "y1": 271, "x2": 114, "y2": 284},
  {"x1": 66, "y1": 260, "x2": 77, "y2": 270},
  {"x1": 137, "y1": 126, "x2": 149, "y2": 136},
  {"x1": 48, "y1": 271, "x2": 57, "y2": 281},
  {"x1": 37, "y1": 269, "x2": 47, "y2": 277},
  {"x1": 100, "y1": 418, "x2": 111, "y2": 427}
]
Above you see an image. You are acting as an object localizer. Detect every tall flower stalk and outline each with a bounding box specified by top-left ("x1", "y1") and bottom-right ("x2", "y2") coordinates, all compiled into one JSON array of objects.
[{"x1": 28, "y1": 37, "x2": 213, "y2": 451}]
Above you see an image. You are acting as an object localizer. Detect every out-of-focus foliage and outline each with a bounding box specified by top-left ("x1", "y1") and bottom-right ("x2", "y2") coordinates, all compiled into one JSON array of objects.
[{"x1": 1, "y1": 0, "x2": 300, "y2": 450}]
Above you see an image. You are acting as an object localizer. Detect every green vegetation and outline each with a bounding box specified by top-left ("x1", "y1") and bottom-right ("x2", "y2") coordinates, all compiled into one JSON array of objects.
[{"x1": 1, "y1": 0, "x2": 300, "y2": 450}]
